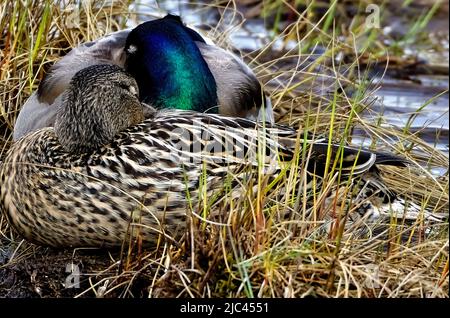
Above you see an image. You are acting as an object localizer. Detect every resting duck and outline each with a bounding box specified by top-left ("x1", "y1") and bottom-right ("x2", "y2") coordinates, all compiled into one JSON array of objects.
[
  {"x1": 13, "y1": 14, "x2": 273, "y2": 140},
  {"x1": 1, "y1": 64, "x2": 442, "y2": 248}
]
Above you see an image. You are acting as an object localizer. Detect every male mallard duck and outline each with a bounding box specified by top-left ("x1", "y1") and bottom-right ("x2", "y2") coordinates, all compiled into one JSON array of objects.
[
  {"x1": 13, "y1": 14, "x2": 273, "y2": 140},
  {"x1": 1, "y1": 64, "x2": 442, "y2": 248}
]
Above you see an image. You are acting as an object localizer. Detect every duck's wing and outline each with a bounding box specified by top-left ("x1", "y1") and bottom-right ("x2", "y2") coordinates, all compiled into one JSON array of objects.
[
  {"x1": 307, "y1": 142, "x2": 409, "y2": 176},
  {"x1": 38, "y1": 29, "x2": 130, "y2": 104},
  {"x1": 12, "y1": 94, "x2": 63, "y2": 141},
  {"x1": 148, "y1": 110, "x2": 404, "y2": 176},
  {"x1": 13, "y1": 29, "x2": 131, "y2": 141},
  {"x1": 148, "y1": 111, "x2": 437, "y2": 224},
  {"x1": 195, "y1": 42, "x2": 274, "y2": 124}
]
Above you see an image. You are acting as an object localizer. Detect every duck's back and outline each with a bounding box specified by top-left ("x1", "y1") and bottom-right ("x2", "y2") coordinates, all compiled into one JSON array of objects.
[
  {"x1": 3, "y1": 127, "x2": 192, "y2": 247},
  {"x1": 3, "y1": 113, "x2": 291, "y2": 247},
  {"x1": 3, "y1": 110, "x2": 444, "y2": 248}
]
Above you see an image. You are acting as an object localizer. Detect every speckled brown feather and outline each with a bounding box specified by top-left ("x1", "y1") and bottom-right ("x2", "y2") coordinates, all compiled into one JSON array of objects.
[{"x1": 3, "y1": 65, "x2": 441, "y2": 249}]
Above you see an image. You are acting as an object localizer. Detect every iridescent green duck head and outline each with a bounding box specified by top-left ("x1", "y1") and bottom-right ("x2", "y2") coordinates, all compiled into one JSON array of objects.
[
  {"x1": 124, "y1": 14, "x2": 219, "y2": 113},
  {"x1": 54, "y1": 64, "x2": 145, "y2": 154}
]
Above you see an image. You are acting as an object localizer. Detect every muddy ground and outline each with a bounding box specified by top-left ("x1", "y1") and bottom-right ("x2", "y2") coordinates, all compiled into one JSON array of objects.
[{"x1": 0, "y1": 243, "x2": 115, "y2": 297}]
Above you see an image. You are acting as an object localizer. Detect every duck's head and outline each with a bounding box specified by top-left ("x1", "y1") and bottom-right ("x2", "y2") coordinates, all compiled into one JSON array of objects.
[
  {"x1": 55, "y1": 64, "x2": 144, "y2": 154},
  {"x1": 124, "y1": 14, "x2": 218, "y2": 113}
]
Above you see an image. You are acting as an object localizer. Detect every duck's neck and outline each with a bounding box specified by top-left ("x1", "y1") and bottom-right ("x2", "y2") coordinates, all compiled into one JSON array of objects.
[
  {"x1": 55, "y1": 88, "x2": 144, "y2": 155},
  {"x1": 126, "y1": 19, "x2": 218, "y2": 113}
]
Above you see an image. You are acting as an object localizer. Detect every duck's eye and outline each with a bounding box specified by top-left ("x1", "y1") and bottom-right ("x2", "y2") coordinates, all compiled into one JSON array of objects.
[{"x1": 127, "y1": 44, "x2": 138, "y2": 54}]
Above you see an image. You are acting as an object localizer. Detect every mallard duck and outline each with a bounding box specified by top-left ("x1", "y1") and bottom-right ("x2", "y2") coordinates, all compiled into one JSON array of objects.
[
  {"x1": 1, "y1": 64, "x2": 443, "y2": 248},
  {"x1": 13, "y1": 14, "x2": 273, "y2": 140}
]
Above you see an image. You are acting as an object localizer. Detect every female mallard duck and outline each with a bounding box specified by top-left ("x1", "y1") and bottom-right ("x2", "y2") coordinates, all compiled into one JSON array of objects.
[
  {"x1": 13, "y1": 14, "x2": 273, "y2": 141},
  {"x1": 1, "y1": 65, "x2": 442, "y2": 248}
]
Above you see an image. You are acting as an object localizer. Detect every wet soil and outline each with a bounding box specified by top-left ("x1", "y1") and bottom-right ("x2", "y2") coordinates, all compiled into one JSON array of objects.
[{"x1": 0, "y1": 243, "x2": 117, "y2": 298}]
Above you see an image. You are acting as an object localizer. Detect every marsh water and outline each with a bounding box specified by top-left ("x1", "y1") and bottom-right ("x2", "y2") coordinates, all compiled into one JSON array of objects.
[{"x1": 131, "y1": 1, "x2": 449, "y2": 174}]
